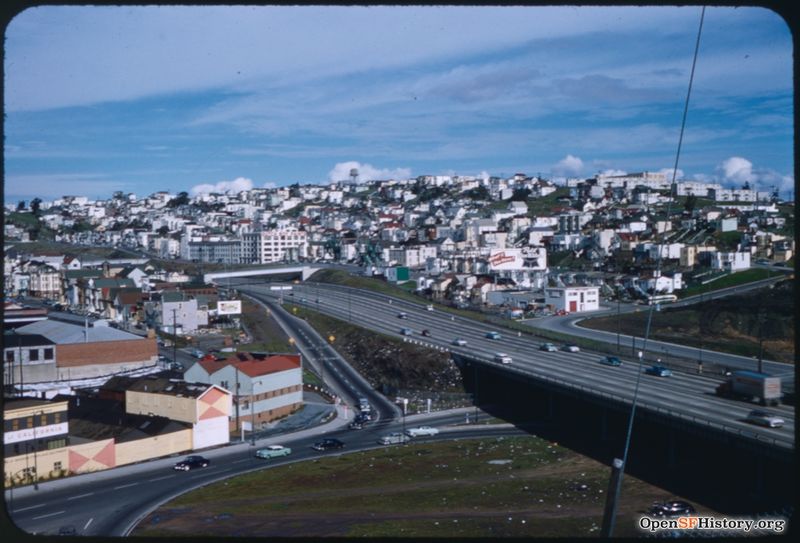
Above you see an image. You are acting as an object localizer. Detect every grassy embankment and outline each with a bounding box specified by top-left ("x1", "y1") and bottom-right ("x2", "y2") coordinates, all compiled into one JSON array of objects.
[
  {"x1": 580, "y1": 280, "x2": 794, "y2": 364},
  {"x1": 133, "y1": 435, "x2": 705, "y2": 538}
]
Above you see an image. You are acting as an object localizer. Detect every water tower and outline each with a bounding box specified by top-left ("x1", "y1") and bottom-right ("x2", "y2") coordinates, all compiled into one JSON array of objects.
[{"x1": 349, "y1": 168, "x2": 359, "y2": 185}]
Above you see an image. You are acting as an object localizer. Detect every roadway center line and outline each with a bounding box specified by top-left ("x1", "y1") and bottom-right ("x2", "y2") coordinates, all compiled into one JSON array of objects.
[
  {"x1": 232, "y1": 458, "x2": 250, "y2": 464},
  {"x1": 32, "y1": 510, "x2": 65, "y2": 520},
  {"x1": 113, "y1": 482, "x2": 139, "y2": 490},
  {"x1": 12, "y1": 503, "x2": 46, "y2": 513},
  {"x1": 67, "y1": 492, "x2": 95, "y2": 501},
  {"x1": 148, "y1": 475, "x2": 176, "y2": 482}
]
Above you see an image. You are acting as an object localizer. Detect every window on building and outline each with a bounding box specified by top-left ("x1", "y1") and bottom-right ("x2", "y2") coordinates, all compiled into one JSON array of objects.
[
  {"x1": 44, "y1": 348, "x2": 54, "y2": 360},
  {"x1": 54, "y1": 413, "x2": 61, "y2": 424},
  {"x1": 54, "y1": 461, "x2": 62, "y2": 471},
  {"x1": 12, "y1": 419, "x2": 19, "y2": 431},
  {"x1": 26, "y1": 416, "x2": 33, "y2": 428},
  {"x1": 29, "y1": 349, "x2": 39, "y2": 361},
  {"x1": 39, "y1": 414, "x2": 47, "y2": 426},
  {"x1": 5, "y1": 351, "x2": 14, "y2": 363}
]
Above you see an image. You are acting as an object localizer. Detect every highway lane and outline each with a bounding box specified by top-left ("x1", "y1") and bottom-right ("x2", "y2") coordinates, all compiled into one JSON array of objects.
[
  {"x1": 233, "y1": 281, "x2": 794, "y2": 450},
  {"x1": 523, "y1": 275, "x2": 793, "y2": 380},
  {"x1": 6, "y1": 412, "x2": 521, "y2": 537}
]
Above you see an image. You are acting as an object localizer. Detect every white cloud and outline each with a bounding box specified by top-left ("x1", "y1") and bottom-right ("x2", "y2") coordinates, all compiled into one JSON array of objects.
[
  {"x1": 657, "y1": 167, "x2": 684, "y2": 182},
  {"x1": 717, "y1": 156, "x2": 753, "y2": 184},
  {"x1": 598, "y1": 168, "x2": 627, "y2": 177},
  {"x1": 328, "y1": 161, "x2": 411, "y2": 183},
  {"x1": 552, "y1": 154, "x2": 584, "y2": 177},
  {"x1": 190, "y1": 176, "x2": 253, "y2": 196}
]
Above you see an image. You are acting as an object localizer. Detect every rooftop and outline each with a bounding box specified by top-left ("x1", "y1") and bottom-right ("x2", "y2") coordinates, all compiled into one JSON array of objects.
[{"x1": 16, "y1": 319, "x2": 145, "y2": 344}]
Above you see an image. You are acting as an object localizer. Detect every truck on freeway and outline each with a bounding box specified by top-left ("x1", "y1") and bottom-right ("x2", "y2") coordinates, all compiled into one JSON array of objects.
[{"x1": 715, "y1": 370, "x2": 781, "y2": 406}]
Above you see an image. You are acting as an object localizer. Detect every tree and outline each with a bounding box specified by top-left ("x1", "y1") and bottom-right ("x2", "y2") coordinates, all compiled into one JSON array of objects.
[
  {"x1": 511, "y1": 187, "x2": 531, "y2": 201},
  {"x1": 167, "y1": 191, "x2": 190, "y2": 208},
  {"x1": 684, "y1": 194, "x2": 698, "y2": 213},
  {"x1": 16, "y1": 200, "x2": 25, "y2": 211},
  {"x1": 30, "y1": 198, "x2": 42, "y2": 216},
  {"x1": 157, "y1": 225, "x2": 170, "y2": 236}
]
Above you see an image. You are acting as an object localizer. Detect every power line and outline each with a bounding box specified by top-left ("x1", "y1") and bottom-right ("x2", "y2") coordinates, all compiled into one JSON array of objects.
[{"x1": 601, "y1": 5, "x2": 706, "y2": 537}]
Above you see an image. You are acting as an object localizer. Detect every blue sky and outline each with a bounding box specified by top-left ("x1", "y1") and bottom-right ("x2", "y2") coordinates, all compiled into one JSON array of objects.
[{"x1": 3, "y1": 5, "x2": 794, "y2": 202}]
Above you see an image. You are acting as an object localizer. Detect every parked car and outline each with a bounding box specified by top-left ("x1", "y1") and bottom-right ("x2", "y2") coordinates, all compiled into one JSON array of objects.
[
  {"x1": 397, "y1": 312, "x2": 408, "y2": 319},
  {"x1": 645, "y1": 365, "x2": 672, "y2": 377},
  {"x1": 494, "y1": 353, "x2": 513, "y2": 364},
  {"x1": 485, "y1": 331, "x2": 502, "y2": 340},
  {"x1": 539, "y1": 343, "x2": 558, "y2": 352},
  {"x1": 452, "y1": 338, "x2": 468, "y2": 346},
  {"x1": 255, "y1": 445, "x2": 292, "y2": 459},
  {"x1": 405, "y1": 426, "x2": 440, "y2": 437},
  {"x1": 378, "y1": 432, "x2": 411, "y2": 445},
  {"x1": 173, "y1": 455, "x2": 210, "y2": 471},
  {"x1": 648, "y1": 500, "x2": 696, "y2": 518},
  {"x1": 599, "y1": 356, "x2": 622, "y2": 367},
  {"x1": 561, "y1": 344, "x2": 580, "y2": 353},
  {"x1": 190, "y1": 349, "x2": 205, "y2": 359},
  {"x1": 401, "y1": 328, "x2": 413, "y2": 336},
  {"x1": 312, "y1": 438, "x2": 345, "y2": 451},
  {"x1": 421, "y1": 329, "x2": 432, "y2": 337},
  {"x1": 169, "y1": 362, "x2": 183, "y2": 371},
  {"x1": 745, "y1": 409, "x2": 785, "y2": 428}
]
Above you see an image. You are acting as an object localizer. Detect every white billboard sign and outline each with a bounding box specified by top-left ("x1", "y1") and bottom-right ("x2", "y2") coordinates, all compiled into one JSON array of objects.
[
  {"x1": 488, "y1": 249, "x2": 525, "y2": 271},
  {"x1": 217, "y1": 300, "x2": 242, "y2": 315}
]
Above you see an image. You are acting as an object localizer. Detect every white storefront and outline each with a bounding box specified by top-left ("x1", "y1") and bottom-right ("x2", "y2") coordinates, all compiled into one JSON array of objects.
[{"x1": 544, "y1": 286, "x2": 600, "y2": 313}]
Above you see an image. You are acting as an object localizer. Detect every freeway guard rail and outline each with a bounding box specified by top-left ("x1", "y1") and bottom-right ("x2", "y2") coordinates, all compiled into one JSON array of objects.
[
  {"x1": 303, "y1": 282, "x2": 728, "y2": 378},
  {"x1": 452, "y1": 350, "x2": 793, "y2": 451}
]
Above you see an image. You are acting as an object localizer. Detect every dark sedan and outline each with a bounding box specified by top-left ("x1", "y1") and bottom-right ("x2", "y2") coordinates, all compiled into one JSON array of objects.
[
  {"x1": 173, "y1": 455, "x2": 210, "y2": 471},
  {"x1": 312, "y1": 438, "x2": 345, "y2": 451}
]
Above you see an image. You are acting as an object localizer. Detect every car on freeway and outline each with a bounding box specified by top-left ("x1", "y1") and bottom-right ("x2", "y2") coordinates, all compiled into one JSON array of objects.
[
  {"x1": 405, "y1": 426, "x2": 440, "y2": 437},
  {"x1": 745, "y1": 409, "x2": 785, "y2": 428},
  {"x1": 421, "y1": 329, "x2": 432, "y2": 337},
  {"x1": 485, "y1": 331, "x2": 502, "y2": 340},
  {"x1": 58, "y1": 526, "x2": 78, "y2": 536},
  {"x1": 378, "y1": 432, "x2": 411, "y2": 445},
  {"x1": 397, "y1": 312, "x2": 408, "y2": 319},
  {"x1": 599, "y1": 356, "x2": 622, "y2": 367},
  {"x1": 647, "y1": 500, "x2": 696, "y2": 518},
  {"x1": 561, "y1": 344, "x2": 580, "y2": 353},
  {"x1": 644, "y1": 365, "x2": 672, "y2": 377},
  {"x1": 494, "y1": 353, "x2": 513, "y2": 364},
  {"x1": 349, "y1": 420, "x2": 364, "y2": 430},
  {"x1": 401, "y1": 328, "x2": 413, "y2": 336},
  {"x1": 312, "y1": 438, "x2": 345, "y2": 451},
  {"x1": 426, "y1": 304, "x2": 434, "y2": 311},
  {"x1": 255, "y1": 445, "x2": 292, "y2": 459},
  {"x1": 173, "y1": 455, "x2": 210, "y2": 471},
  {"x1": 539, "y1": 343, "x2": 558, "y2": 352},
  {"x1": 452, "y1": 338, "x2": 468, "y2": 346},
  {"x1": 169, "y1": 362, "x2": 183, "y2": 371}
]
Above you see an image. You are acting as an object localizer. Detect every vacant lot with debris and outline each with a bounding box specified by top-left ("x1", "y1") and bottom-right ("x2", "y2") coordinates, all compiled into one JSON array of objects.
[{"x1": 133, "y1": 436, "x2": 710, "y2": 538}]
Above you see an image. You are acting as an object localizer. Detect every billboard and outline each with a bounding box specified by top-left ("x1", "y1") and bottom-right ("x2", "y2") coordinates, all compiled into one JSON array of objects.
[
  {"x1": 488, "y1": 249, "x2": 525, "y2": 271},
  {"x1": 217, "y1": 300, "x2": 242, "y2": 315}
]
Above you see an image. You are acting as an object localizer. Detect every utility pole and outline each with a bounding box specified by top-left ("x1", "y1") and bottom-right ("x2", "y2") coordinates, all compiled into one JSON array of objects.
[
  {"x1": 616, "y1": 298, "x2": 621, "y2": 353},
  {"x1": 172, "y1": 308, "x2": 178, "y2": 365},
  {"x1": 235, "y1": 364, "x2": 241, "y2": 433}
]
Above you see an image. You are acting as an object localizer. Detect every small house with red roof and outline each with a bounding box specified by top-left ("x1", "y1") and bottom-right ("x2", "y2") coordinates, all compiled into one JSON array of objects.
[{"x1": 184, "y1": 352, "x2": 302, "y2": 432}]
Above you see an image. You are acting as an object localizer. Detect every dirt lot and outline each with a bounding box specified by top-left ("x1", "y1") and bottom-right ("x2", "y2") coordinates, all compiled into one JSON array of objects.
[{"x1": 133, "y1": 436, "x2": 714, "y2": 538}]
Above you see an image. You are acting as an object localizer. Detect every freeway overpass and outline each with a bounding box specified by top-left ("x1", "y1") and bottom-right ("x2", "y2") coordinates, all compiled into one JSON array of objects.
[
  {"x1": 230, "y1": 279, "x2": 795, "y2": 513},
  {"x1": 203, "y1": 264, "x2": 320, "y2": 284}
]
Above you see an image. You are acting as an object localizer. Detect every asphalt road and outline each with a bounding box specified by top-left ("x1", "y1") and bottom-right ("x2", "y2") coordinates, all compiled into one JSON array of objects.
[
  {"x1": 232, "y1": 281, "x2": 794, "y2": 453},
  {"x1": 5, "y1": 410, "x2": 519, "y2": 537}
]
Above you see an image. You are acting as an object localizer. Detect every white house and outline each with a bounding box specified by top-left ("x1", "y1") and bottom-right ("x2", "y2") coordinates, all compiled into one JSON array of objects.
[
  {"x1": 711, "y1": 251, "x2": 751, "y2": 272},
  {"x1": 544, "y1": 286, "x2": 600, "y2": 313}
]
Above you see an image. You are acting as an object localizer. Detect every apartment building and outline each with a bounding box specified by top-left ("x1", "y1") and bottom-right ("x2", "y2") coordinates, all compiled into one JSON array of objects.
[{"x1": 241, "y1": 229, "x2": 307, "y2": 264}]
